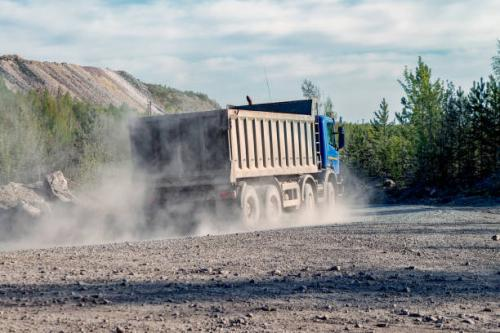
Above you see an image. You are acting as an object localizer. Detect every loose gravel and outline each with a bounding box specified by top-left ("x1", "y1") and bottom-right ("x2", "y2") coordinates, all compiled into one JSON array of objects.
[{"x1": 0, "y1": 205, "x2": 499, "y2": 332}]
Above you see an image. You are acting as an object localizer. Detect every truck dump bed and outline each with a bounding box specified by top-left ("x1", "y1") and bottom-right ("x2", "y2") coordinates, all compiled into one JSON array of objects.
[
  {"x1": 129, "y1": 100, "x2": 320, "y2": 187},
  {"x1": 228, "y1": 109, "x2": 318, "y2": 181}
]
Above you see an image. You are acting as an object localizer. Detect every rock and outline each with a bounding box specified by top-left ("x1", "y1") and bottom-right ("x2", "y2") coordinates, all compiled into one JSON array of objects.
[
  {"x1": 0, "y1": 182, "x2": 50, "y2": 218},
  {"x1": 115, "y1": 326, "x2": 125, "y2": 333},
  {"x1": 330, "y1": 265, "x2": 341, "y2": 271},
  {"x1": 261, "y1": 305, "x2": 276, "y2": 312},
  {"x1": 399, "y1": 309, "x2": 410, "y2": 315},
  {"x1": 270, "y1": 269, "x2": 282, "y2": 276},
  {"x1": 423, "y1": 315, "x2": 437, "y2": 322},
  {"x1": 315, "y1": 314, "x2": 328, "y2": 320},
  {"x1": 492, "y1": 235, "x2": 499, "y2": 241},
  {"x1": 383, "y1": 178, "x2": 396, "y2": 190},
  {"x1": 376, "y1": 323, "x2": 388, "y2": 327},
  {"x1": 44, "y1": 171, "x2": 74, "y2": 202},
  {"x1": 462, "y1": 318, "x2": 475, "y2": 325}
]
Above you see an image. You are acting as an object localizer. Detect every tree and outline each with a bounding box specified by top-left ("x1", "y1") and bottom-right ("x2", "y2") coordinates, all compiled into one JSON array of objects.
[
  {"x1": 368, "y1": 98, "x2": 390, "y2": 176},
  {"x1": 485, "y1": 75, "x2": 500, "y2": 173},
  {"x1": 439, "y1": 83, "x2": 470, "y2": 184},
  {"x1": 493, "y1": 40, "x2": 500, "y2": 80},
  {"x1": 301, "y1": 79, "x2": 321, "y2": 100},
  {"x1": 397, "y1": 57, "x2": 445, "y2": 185},
  {"x1": 370, "y1": 98, "x2": 390, "y2": 135},
  {"x1": 324, "y1": 96, "x2": 337, "y2": 119}
]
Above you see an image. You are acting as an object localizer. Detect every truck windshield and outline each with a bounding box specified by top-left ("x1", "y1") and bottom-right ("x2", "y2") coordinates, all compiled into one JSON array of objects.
[{"x1": 327, "y1": 123, "x2": 335, "y2": 147}]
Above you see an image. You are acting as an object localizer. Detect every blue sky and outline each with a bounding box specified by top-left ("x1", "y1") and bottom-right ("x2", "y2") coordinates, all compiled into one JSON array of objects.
[{"x1": 0, "y1": 0, "x2": 498, "y2": 121}]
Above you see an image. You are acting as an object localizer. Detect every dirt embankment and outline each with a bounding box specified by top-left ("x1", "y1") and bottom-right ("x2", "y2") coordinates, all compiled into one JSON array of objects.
[
  {"x1": 0, "y1": 55, "x2": 219, "y2": 114},
  {"x1": 0, "y1": 205, "x2": 498, "y2": 332}
]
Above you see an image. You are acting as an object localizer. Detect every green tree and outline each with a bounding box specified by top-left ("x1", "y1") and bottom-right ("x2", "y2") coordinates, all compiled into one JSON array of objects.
[
  {"x1": 0, "y1": 77, "x2": 132, "y2": 185},
  {"x1": 0, "y1": 80, "x2": 45, "y2": 183},
  {"x1": 485, "y1": 75, "x2": 500, "y2": 173},
  {"x1": 369, "y1": 98, "x2": 391, "y2": 177},
  {"x1": 397, "y1": 57, "x2": 445, "y2": 185}
]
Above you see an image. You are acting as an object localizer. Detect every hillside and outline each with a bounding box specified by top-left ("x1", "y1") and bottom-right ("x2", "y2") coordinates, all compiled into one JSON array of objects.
[{"x1": 0, "y1": 54, "x2": 219, "y2": 114}]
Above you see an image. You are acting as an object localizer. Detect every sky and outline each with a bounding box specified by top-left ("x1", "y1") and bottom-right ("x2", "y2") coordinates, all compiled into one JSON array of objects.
[{"x1": 0, "y1": 0, "x2": 498, "y2": 121}]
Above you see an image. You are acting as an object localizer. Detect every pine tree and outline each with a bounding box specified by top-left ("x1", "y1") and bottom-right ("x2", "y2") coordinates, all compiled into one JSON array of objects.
[
  {"x1": 369, "y1": 98, "x2": 391, "y2": 177},
  {"x1": 468, "y1": 78, "x2": 495, "y2": 179},
  {"x1": 397, "y1": 57, "x2": 445, "y2": 185},
  {"x1": 492, "y1": 40, "x2": 500, "y2": 80},
  {"x1": 485, "y1": 75, "x2": 500, "y2": 175},
  {"x1": 440, "y1": 83, "x2": 462, "y2": 184}
]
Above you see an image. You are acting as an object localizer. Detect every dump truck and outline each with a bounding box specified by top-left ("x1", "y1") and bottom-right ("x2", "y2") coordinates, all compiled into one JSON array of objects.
[{"x1": 129, "y1": 99, "x2": 344, "y2": 225}]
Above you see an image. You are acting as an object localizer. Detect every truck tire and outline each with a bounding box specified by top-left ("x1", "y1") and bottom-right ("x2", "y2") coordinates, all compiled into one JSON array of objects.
[
  {"x1": 262, "y1": 185, "x2": 282, "y2": 224},
  {"x1": 326, "y1": 181, "x2": 336, "y2": 206},
  {"x1": 303, "y1": 182, "x2": 315, "y2": 213},
  {"x1": 240, "y1": 185, "x2": 260, "y2": 226}
]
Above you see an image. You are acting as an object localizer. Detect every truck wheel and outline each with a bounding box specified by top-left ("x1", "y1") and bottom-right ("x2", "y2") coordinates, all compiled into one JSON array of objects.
[
  {"x1": 240, "y1": 185, "x2": 260, "y2": 226},
  {"x1": 263, "y1": 185, "x2": 282, "y2": 224},
  {"x1": 326, "y1": 181, "x2": 336, "y2": 206},
  {"x1": 303, "y1": 183, "x2": 315, "y2": 212}
]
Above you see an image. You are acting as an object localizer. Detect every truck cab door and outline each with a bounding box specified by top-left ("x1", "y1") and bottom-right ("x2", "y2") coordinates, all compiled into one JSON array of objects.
[
  {"x1": 318, "y1": 116, "x2": 340, "y2": 174},
  {"x1": 326, "y1": 122, "x2": 340, "y2": 174}
]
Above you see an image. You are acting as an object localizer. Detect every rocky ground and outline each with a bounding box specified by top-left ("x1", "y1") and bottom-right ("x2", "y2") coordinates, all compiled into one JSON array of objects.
[{"x1": 0, "y1": 205, "x2": 499, "y2": 332}]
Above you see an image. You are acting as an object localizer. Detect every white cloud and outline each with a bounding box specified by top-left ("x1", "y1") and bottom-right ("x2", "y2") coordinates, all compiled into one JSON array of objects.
[{"x1": 0, "y1": 0, "x2": 498, "y2": 120}]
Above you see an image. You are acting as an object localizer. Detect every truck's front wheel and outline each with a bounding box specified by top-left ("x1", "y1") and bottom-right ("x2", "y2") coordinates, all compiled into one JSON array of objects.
[
  {"x1": 240, "y1": 185, "x2": 260, "y2": 226},
  {"x1": 326, "y1": 181, "x2": 336, "y2": 207}
]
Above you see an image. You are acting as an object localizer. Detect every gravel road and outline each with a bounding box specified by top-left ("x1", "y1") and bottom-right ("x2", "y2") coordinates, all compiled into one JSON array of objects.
[{"x1": 0, "y1": 205, "x2": 499, "y2": 332}]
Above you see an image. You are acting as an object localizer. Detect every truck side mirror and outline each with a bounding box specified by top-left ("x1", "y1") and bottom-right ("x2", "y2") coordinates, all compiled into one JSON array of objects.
[{"x1": 338, "y1": 126, "x2": 345, "y2": 149}]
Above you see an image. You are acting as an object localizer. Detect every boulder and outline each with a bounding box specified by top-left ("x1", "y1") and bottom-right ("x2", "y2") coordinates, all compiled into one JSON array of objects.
[
  {"x1": 43, "y1": 170, "x2": 74, "y2": 202},
  {"x1": 0, "y1": 182, "x2": 50, "y2": 218},
  {"x1": 0, "y1": 171, "x2": 74, "y2": 230}
]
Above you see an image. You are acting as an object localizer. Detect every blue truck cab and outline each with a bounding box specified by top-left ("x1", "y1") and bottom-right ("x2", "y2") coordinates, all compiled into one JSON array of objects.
[{"x1": 317, "y1": 115, "x2": 342, "y2": 174}]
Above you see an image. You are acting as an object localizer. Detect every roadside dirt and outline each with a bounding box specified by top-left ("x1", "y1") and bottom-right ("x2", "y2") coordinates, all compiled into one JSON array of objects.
[{"x1": 0, "y1": 205, "x2": 499, "y2": 332}]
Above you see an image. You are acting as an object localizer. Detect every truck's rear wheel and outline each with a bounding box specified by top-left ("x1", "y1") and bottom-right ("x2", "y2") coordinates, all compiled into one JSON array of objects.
[
  {"x1": 262, "y1": 185, "x2": 282, "y2": 224},
  {"x1": 326, "y1": 181, "x2": 336, "y2": 206},
  {"x1": 240, "y1": 185, "x2": 260, "y2": 226},
  {"x1": 303, "y1": 183, "x2": 315, "y2": 213}
]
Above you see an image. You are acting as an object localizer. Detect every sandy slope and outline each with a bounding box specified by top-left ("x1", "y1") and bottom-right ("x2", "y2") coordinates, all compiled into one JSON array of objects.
[
  {"x1": 0, "y1": 205, "x2": 499, "y2": 332},
  {"x1": 0, "y1": 55, "x2": 219, "y2": 114}
]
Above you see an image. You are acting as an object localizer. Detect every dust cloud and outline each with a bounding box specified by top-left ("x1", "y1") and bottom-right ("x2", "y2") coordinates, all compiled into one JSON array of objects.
[
  {"x1": 0, "y1": 110, "x2": 372, "y2": 251},
  {"x1": 0, "y1": 165, "x2": 371, "y2": 251}
]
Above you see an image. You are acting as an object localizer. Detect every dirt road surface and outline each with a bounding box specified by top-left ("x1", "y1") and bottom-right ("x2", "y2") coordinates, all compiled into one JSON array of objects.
[{"x1": 0, "y1": 205, "x2": 499, "y2": 332}]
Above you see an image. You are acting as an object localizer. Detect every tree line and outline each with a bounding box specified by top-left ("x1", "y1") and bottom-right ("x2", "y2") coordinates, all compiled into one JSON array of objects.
[
  {"x1": 309, "y1": 43, "x2": 500, "y2": 197},
  {"x1": 0, "y1": 80, "x2": 131, "y2": 185}
]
